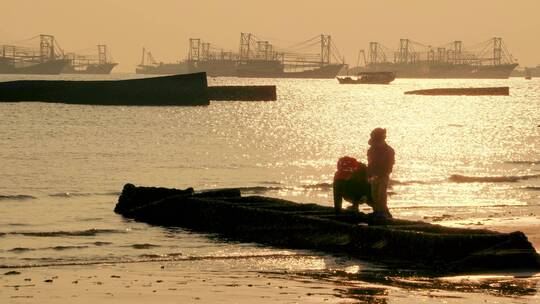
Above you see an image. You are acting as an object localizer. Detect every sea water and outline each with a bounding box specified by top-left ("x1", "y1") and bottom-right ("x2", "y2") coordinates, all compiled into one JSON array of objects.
[{"x1": 0, "y1": 74, "x2": 539, "y2": 302}]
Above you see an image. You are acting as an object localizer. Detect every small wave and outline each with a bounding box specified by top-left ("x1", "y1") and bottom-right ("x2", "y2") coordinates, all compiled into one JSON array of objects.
[
  {"x1": 301, "y1": 183, "x2": 333, "y2": 190},
  {"x1": 78, "y1": 217, "x2": 104, "y2": 222},
  {"x1": 0, "y1": 195, "x2": 36, "y2": 201},
  {"x1": 88, "y1": 241, "x2": 113, "y2": 246},
  {"x1": 130, "y1": 243, "x2": 161, "y2": 249},
  {"x1": 8, "y1": 244, "x2": 105, "y2": 253},
  {"x1": 0, "y1": 253, "x2": 313, "y2": 269},
  {"x1": 449, "y1": 174, "x2": 540, "y2": 183},
  {"x1": 9, "y1": 228, "x2": 125, "y2": 237},
  {"x1": 504, "y1": 160, "x2": 540, "y2": 165},
  {"x1": 447, "y1": 124, "x2": 464, "y2": 127},
  {"x1": 51, "y1": 245, "x2": 89, "y2": 251},
  {"x1": 139, "y1": 254, "x2": 163, "y2": 258},
  {"x1": 100, "y1": 191, "x2": 121, "y2": 196},
  {"x1": 261, "y1": 181, "x2": 283, "y2": 185},
  {"x1": 139, "y1": 252, "x2": 182, "y2": 258},
  {"x1": 390, "y1": 179, "x2": 429, "y2": 186},
  {"x1": 49, "y1": 191, "x2": 120, "y2": 198},
  {"x1": 238, "y1": 186, "x2": 283, "y2": 194},
  {"x1": 523, "y1": 186, "x2": 540, "y2": 191},
  {"x1": 239, "y1": 184, "x2": 334, "y2": 194},
  {"x1": 8, "y1": 247, "x2": 36, "y2": 252},
  {"x1": 49, "y1": 192, "x2": 91, "y2": 198}
]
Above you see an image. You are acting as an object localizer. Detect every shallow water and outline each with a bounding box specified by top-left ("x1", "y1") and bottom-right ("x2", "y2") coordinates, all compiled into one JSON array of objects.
[{"x1": 0, "y1": 74, "x2": 539, "y2": 302}]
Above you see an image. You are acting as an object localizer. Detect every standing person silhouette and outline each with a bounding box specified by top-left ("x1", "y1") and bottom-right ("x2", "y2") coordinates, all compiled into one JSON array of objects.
[{"x1": 367, "y1": 128, "x2": 394, "y2": 218}]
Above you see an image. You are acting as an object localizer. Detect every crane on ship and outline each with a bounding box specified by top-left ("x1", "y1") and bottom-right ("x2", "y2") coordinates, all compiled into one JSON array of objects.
[
  {"x1": 1, "y1": 34, "x2": 65, "y2": 65},
  {"x1": 364, "y1": 38, "x2": 516, "y2": 66},
  {"x1": 238, "y1": 33, "x2": 345, "y2": 71}
]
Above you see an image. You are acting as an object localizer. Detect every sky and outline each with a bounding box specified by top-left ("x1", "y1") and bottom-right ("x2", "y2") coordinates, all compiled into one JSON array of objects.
[{"x1": 1, "y1": 0, "x2": 538, "y2": 72}]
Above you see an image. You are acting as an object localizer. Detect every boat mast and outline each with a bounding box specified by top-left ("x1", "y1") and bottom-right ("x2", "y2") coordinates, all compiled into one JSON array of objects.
[
  {"x1": 398, "y1": 39, "x2": 409, "y2": 63},
  {"x1": 437, "y1": 47, "x2": 446, "y2": 63},
  {"x1": 98, "y1": 45, "x2": 107, "y2": 64},
  {"x1": 453, "y1": 41, "x2": 462, "y2": 64},
  {"x1": 357, "y1": 49, "x2": 366, "y2": 67},
  {"x1": 493, "y1": 37, "x2": 502, "y2": 65},
  {"x1": 239, "y1": 33, "x2": 251, "y2": 63},
  {"x1": 189, "y1": 38, "x2": 201, "y2": 62},
  {"x1": 369, "y1": 42, "x2": 378, "y2": 65},
  {"x1": 320, "y1": 34, "x2": 331, "y2": 67},
  {"x1": 40, "y1": 34, "x2": 55, "y2": 62},
  {"x1": 201, "y1": 42, "x2": 210, "y2": 61}
]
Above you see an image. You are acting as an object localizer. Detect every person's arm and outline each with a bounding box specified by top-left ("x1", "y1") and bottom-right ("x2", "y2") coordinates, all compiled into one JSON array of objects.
[
  {"x1": 367, "y1": 148, "x2": 374, "y2": 178},
  {"x1": 384, "y1": 146, "x2": 395, "y2": 175}
]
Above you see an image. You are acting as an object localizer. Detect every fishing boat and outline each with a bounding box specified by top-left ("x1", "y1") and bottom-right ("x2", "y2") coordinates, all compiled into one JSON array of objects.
[
  {"x1": 62, "y1": 45, "x2": 118, "y2": 74},
  {"x1": 114, "y1": 184, "x2": 540, "y2": 273},
  {"x1": 0, "y1": 34, "x2": 69, "y2": 75},
  {"x1": 354, "y1": 38, "x2": 518, "y2": 79},
  {"x1": 135, "y1": 47, "x2": 192, "y2": 75},
  {"x1": 136, "y1": 33, "x2": 345, "y2": 79},
  {"x1": 236, "y1": 33, "x2": 345, "y2": 79},
  {"x1": 337, "y1": 72, "x2": 395, "y2": 84}
]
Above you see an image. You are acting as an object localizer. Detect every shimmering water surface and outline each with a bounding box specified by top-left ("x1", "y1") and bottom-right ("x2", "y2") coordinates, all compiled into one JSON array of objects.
[{"x1": 1, "y1": 74, "x2": 539, "y2": 302}]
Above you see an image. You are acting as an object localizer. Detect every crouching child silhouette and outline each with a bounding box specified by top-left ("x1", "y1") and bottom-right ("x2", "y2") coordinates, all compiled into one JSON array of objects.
[{"x1": 333, "y1": 156, "x2": 373, "y2": 213}]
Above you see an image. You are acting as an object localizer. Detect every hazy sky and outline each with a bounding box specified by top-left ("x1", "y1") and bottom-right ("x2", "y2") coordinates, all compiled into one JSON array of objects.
[{"x1": 2, "y1": 0, "x2": 538, "y2": 72}]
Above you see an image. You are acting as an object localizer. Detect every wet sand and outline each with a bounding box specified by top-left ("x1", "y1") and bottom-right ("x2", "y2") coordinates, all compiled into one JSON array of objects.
[
  {"x1": 2, "y1": 258, "x2": 539, "y2": 304},
  {"x1": 2, "y1": 215, "x2": 540, "y2": 304},
  {"x1": 1, "y1": 261, "x2": 364, "y2": 304}
]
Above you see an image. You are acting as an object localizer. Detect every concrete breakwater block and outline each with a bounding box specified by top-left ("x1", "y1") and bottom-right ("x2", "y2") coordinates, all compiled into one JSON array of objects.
[
  {"x1": 0, "y1": 72, "x2": 278, "y2": 105},
  {"x1": 405, "y1": 87, "x2": 509, "y2": 96},
  {"x1": 208, "y1": 85, "x2": 277, "y2": 101}
]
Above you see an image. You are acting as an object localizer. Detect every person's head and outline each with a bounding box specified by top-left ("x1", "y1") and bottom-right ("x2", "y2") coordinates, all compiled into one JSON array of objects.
[{"x1": 369, "y1": 128, "x2": 386, "y2": 145}]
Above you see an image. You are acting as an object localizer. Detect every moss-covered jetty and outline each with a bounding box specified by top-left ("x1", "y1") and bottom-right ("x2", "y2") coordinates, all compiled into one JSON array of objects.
[{"x1": 115, "y1": 183, "x2": 540, "y2": 273}]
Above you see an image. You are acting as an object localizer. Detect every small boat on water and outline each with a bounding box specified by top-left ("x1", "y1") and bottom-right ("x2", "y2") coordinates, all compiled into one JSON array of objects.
[
  {"x1": 115, "y1": 183, "x2": 540, "y2": 273},
  {"x1": 337, "y1": 72, "x2": 395, "y2": 84}
]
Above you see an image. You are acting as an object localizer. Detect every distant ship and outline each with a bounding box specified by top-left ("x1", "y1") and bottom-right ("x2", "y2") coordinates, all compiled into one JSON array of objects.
[
  {"x1": 235, "y1": 33, "x2": 345, "y2": 78},
  {"x1": 236, "y1": 61, "x2": 345, "y2": 78},
  {"x1": 136, "y1": 33, "x2": 345, "y2": 79},
  {"x1": 135, "y1": 47, "x2": 190, "y2": 75},
  {"x1": 350, "y1": 38, "x2": 518, "y2": 79},
  {"x1": 0, "y1": 34, "x2": 69, "y2": 75},
  {"x1": 62, "y1": 45, "x2": 118, "y2": 74}
]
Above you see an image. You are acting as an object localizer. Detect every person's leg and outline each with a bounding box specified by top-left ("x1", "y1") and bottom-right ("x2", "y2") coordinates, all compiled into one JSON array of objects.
[
  {"x1": 370, "y1": 176, "x2": 391, "y2": 217},
  {"x1": 333, "y1": 180, "x2": 343, "y2": 213},
  {"x1": 378, "y1": 176, "x2": 391, "y2": 217},
  {"x1": 370, "y1": 177, "x2": 382, "y2": 212}
]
